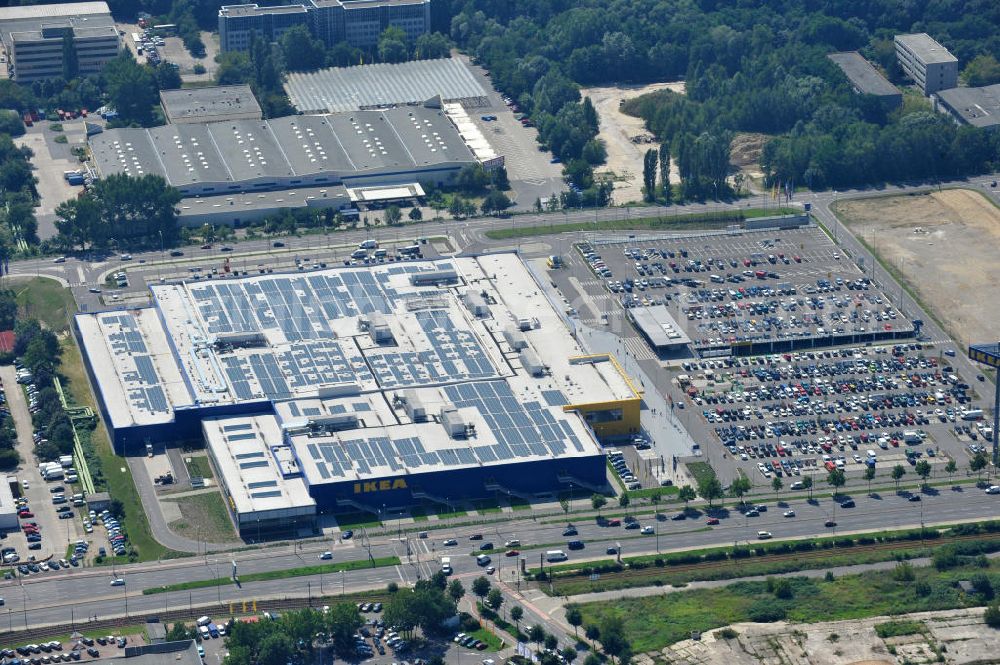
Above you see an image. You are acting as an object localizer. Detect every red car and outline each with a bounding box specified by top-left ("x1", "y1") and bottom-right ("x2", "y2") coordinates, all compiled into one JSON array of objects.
[
  {"x1": 706, "y1": 517, "x2": 720, "y2": 525},
  {"x1": 606, "y1": 518, "x2": 621, "y2": 527},
  {"x1": 18, "y1": 511, "x2": 33, "y2": 518},
  {"x1": 505, "y1": 549, "x2": 520, "y2": 557}
]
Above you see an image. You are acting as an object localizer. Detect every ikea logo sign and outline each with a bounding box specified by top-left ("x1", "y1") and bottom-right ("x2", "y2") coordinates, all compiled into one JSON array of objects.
[{"x1": 354, "y1": 479, "x2": 408, "y2": 494}]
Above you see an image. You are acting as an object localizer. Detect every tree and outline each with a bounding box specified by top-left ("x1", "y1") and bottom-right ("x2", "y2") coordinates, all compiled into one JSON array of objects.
[
  {"x1": 945, "y1": 458, "x2": 958, "y2": 483},
  {"x1": 599, "y1": 615, "x2": 629, "y2": 664},
  {"x1": 280, "y1": 25, "x2": 326, "y2": 72},
  {"x1": 447, "y1": 579, "x2": 465, "y2": 603},
  {"x1": 449, "y1": 195, "x2": 466, "y2": 218},
  {"x1": 562, "y1": 647, "x2": 578, "y2": 663},
  {"x1": 730, "y1": 476, "x2": 752, "y2": 504},
  {"x1": 591, "y1": 493, "x2": 607, "y2": 513},
  {"x1": 618, "y1": 493, "x2": 630, "y2": 509},
  {"x1": 544, "y1": 634, "x2": 558, "y2": 651},
  {"x1": 256, "y1": 633, "x2": 295, "y2": 665},
  {"x1": 642, "y1": 148, "x2": 657, "y2": 202},
  {"x1": 62, "y1": 30, "x2": 78, "y2": 81},
  {"x1": 481, "y1": 190, "x2": 512, "y2": 216},
  {"x1": 864, "y1": 465, "x2": 876, "y2": 494},
  {"x1": 827, "y1": 468, "x2": 846, "y2": 497},
  {"x1": 697, "y1": 475, "x2": 724, "y2": 507},
  {"x1": 891, "y1": 464, "x2": 906, "y2": 489},
  {"x1": 962, "y1": 54, "x2": 1000, "y2": 87},
  {"x1": 562, "y1": 605, "x2": 584, "y2": 639},
  {"x1": 325, "y1": 603, "x2": 364, "y2": 657},
  {"x1": 471, "y1": 575, "x2": 491, "y2": 602},
  {"x1": 915, "y1": 459, "x2": 932, "y2": 487},
  {"x1": 486, "y1": 587, "x2": 504, "y2": 612},
  {"x1": 771, "y1": 476, "x2": 783, "y2": 501},
  {"x1": 510, "y1": 605, "x2": 524, "y2": 633},
  {"x1": 529, "y1": 625, "x2": 546, "y2": 655},
  {"x1": 378, "y1": 26, "x2": 409, "y2": 64},
  {"x1": 970, "y1": 451, "x2": 989, "y2": 482},
  {"x1": 103, "y1": 55, "x2": 158, "y2": 126},
  {"x1": 414, "y1": 32, "x2": 451, "y2": 60},
  {"x1": 678, "y1": 485, "x2": 696, "y2": 508},
  {"x1": 408, "y1": 207, "x2": 422, "y2": 221},
  {"x1": 153, "y1": 63, "x2": 182, "y2": 91},
  {"x1": 584, "y1": 624, "x2": 600, "y2": 647},
  {"x1": 802, "y1": 475, "x2": 814, "y2": 500},
  {"x1": 559, "y1": 498, "x2": 570, "y2": 514},
  {"x1": 985, "y1": 603, "x2": 1000, "y2": 629},
  {"x1": 658, "y1": 143, "x2": 671, "y2": 202},
  {"x1": 56, "y1": 173, "x2": 181, "y2": 251},
  {"x1": 385, "y1": 205, "x2": 402, "y2": 225}
]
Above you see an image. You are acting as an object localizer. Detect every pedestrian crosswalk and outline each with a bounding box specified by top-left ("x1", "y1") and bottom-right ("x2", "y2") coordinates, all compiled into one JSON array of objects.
[{"x1": 624, "y1": 336, "x2": 656, "y2": 360}]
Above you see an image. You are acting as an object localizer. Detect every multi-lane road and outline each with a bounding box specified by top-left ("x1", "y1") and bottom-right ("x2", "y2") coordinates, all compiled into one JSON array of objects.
[{"x1": 4, "y1": 485, "x2": 998, "y2": 632}]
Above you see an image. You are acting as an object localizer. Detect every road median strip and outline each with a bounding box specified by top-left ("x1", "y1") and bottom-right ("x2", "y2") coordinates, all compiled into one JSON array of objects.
[{"x1": 142, "y1": 556, "x2": 400, "y2": 595}]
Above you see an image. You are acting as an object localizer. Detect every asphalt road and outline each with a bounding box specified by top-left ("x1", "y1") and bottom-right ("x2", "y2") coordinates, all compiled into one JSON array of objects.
[{"x1": 4, "y1": 485, "x2": 998, "y2": 632}]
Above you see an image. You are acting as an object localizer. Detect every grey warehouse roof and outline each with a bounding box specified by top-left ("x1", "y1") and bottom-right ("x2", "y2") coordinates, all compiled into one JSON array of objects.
[
  {"x1": 90, "y1": 105, "x2": 477, "y2": 190},
  {"x1": 629, "y1": 305, "x2": 691, "y2": 349},
  {"x1": 0, "y1": 2, "x2": 110, "y2": 21},
  {"x1": 895, "y1": 33, "x2": 957, "y2": 64},
  {"x1": 284, "y1": 57, "x2": 488, "y2": 113},
  {"x1": 937, "y1": 84, "x2": 1000, "y2": 128},
  {"x1": 827, "y1": 52, "x2": 901, "y2": 97},
  {"x1": 160, "y1": 85, "x2": 262, "y2": 123}
]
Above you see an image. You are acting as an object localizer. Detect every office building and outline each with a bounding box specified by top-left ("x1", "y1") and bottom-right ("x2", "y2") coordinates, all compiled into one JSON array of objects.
[
  {"x1": 219, "y1": 0, "x2": 431, "y2": 52},
  {"x1": 894, "y1": 33, "x2": 959, "y2": 95},
  {"x1": 936, "y1": 84, "x2": 1000, "y2": 130},
  {"x1": 0, "y1": 2, "x2": 120, "y2": 83},
  {"x1": 218, "y1": 4, "x2": 309, "y2": 53},
  {"x1": 76, "y1": 254, "x2": 640, "y2": 536},
  {"x1": 827, "y1": 51, "x2": 902, "y2": 111}
]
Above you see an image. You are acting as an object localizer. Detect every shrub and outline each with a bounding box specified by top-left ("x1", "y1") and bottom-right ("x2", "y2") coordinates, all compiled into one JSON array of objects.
[
  {"x1": 893, "y1": 562, "x2": 916, "y2": 582},
  {"x1": 715, "y1": 628, "x2": 738, "y2": 640},
  {"x1": 747, "y1": 600, "x2": 786, "y2": 623},
  {"x1": 985, "y1": 604, "x2": 1000, "y2": 629},
  {"x1": 193, "y1": 64, "x2": 206, "y2": 75}
]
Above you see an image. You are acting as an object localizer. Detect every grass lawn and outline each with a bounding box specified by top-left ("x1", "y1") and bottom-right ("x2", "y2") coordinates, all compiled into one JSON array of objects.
[
  {"x1": 468, "y1": 625, "x2": 506, "y2": 651},
  {"x1": 409, "y1": 507, "x2": 428, "y2": 522},
  {"x1": 484, "y1": 207, "x2": 798, "y2": 240},
  {"x1": 165, "y1": 491, "x2": 240, "y2": 543},
  {"x1": 575, "y1": 561, "x2": 997, "y2": 652},
  {"x1": 58, "y1": 336, "x2": 177, "y2": 561},
  {"x1": 184, "y1": 455, "x2": 214, "y2": 479},
  {"x1": 435, "y1": 507, "x2": 468, "y2": 519},
  {"x1": 143, "y1": 555, "x2": 401, "y2": 594},
  {"x1": 686, "y1": 461, "x2": 717, "y2": 488},
  {"x1": 12, "y1": 277, "x2": 77, "y2": 333}
]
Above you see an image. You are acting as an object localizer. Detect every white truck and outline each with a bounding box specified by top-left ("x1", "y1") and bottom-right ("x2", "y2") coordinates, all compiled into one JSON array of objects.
[{"x1": 440, "y1": 556, "x2": 452, "y2": 575}]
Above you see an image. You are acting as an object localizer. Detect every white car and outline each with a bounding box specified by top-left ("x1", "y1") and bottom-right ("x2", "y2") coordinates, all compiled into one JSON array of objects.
[
  {"x1": 319, "y1": 551, "x2": 332, "y2": 560},
  {"x1": 783, "y1": 510, "x2": 795, "y2": 518},
  {"x1": 640, "y1": 526, "x2": 654, "y2": 534},
  {"x1": 986, "y1": 486, "x2": 1000, "y2": 495},
  {"x1": 110, "y1": 578, "x2": 125, "y2": 586},
  {"x1": 757, "y1": 531, "x2": 772, "y2": 540}
]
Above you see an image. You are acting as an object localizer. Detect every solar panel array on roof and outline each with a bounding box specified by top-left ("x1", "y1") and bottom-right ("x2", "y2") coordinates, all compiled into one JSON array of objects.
[
  {"x1": 283, "y1": 58, "x2": 488, "y2": 113},
  {"x1": 102, "y1": 313, "x2": 172, "y2": 417}
]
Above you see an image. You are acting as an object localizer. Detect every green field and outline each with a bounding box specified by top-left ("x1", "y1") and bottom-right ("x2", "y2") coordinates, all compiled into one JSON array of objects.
[
  {"x1": 485, "y1": 207, "x2": 799, "y2": 240},
  {"x1": 144, "y1": 556, "x2": 401, "y2": 594},
  {"x1": 333, "y1": 512, "x2": 382, "y2": 530},
  {"x1": 469, "y1": 625, "x2": 506, "y2": 651},
  {"x1": 575, "y1": 561, "x2": 998, "y2": 652},
  {"x1": 12, "y1": 277, "x2": 77, "y2": 333},
  {"x1": 165, "y1": 491, "x2": 240, "y2": 543},
  {"x1": 184, "y1": 455, "x2": 214, "y2": 479},
  {"x1": 686, "y1": 462, "x2": 717, "y2": 487}
]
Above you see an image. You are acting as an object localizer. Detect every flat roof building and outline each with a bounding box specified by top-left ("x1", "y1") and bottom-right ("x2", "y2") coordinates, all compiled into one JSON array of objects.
[
  {"x1": 0, "y1": 475, "x2": 16, "y2": 531},
  {"x1": 285, "y1": 57, "x2": 488, "y2": 113},
  {"x1": 936, "y1": 84, "x2": 1000, "y2": 129},
  {"x1": 627, "y1": 305, "x2": 692, "y2": 355},
  {"x1": 96, "y1": 641, "x2": 201, "y2": 665},
  {"x1": 895, "y1": 33, "x2": 958, "y2": 95},
  {"x1": 77, "y1": 254, "x2": 638, "y2": 535},
  {"x1": 827, "y1": 52, "x2": 902, "y2": 110},
  {"x1": 0, "y1": 2, "x2": 119, "y2": 83},
  {"x1": 219, "y1": 0, "x2": 430, "y2": 52},
  {"x1": 160, "y1": 85, "x2": 263, "y2": 124}
]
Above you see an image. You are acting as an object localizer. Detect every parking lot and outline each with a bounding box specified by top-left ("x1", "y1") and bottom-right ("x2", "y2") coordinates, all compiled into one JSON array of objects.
[
  {"x1": 671, "y1": 342, "x2": 990, "y2": 487},
  {"x1": 17, "y1": 124, "x2": 87, "y2": 240},
  {"x1": 578, "y1": 225, "x2": 915, "y2": 356}
]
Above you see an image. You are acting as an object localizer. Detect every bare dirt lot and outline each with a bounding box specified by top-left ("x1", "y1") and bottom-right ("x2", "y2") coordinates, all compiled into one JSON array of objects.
[
  {"x1": 581, "y1": 82, "x2": 685, "y2": 205},
  {"x1": 833, "y1": 189, "x2": 1000, "y2": 346}
]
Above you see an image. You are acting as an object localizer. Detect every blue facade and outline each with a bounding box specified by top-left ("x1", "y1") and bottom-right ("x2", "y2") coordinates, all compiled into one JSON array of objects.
[{"x1": 305, "y1": 454, "x2": 607, "y2": 512}]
